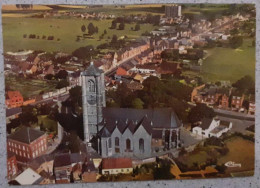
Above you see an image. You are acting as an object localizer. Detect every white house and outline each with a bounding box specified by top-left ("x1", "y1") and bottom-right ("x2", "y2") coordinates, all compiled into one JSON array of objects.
[{"x1": 192, "y1": 117, "x2": 232, "y2": 138}]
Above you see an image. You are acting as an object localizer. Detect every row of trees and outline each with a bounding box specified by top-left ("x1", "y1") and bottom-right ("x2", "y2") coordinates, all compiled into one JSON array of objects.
[
  {"x1": 110, "y1": 20, "x2": 141, "y2": 31},
  {"x1": 81, "y1": 23, "x2": 99, "y2": 35},
  {"x1": 24, "y1": 34, "x2": 58, "y2": 41}
]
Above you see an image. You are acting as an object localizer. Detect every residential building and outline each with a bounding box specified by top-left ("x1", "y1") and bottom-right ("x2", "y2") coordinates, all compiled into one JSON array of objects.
[
  {"x1": 192, "y1": 117, "x2": 232, "y2": 138},
  {"x1": 6, "y1": 107, "x2": 22, "y2": 124},
  {"x1": 15, "y1": 168, "x2": 45, "y2": 185},
  {"x1": 101, "y1": 158, "x2": 133, "y2": 175},
  {"x1": 5, "y1": 91, "x2": 24, "y2": 108},
  {"x1": 7, "y1": 127, "x2": 47, "y2": 162},
  {"x1": 53, "y1": 153, "x2": 85, "y2": 184},
  {"x1": 165, "y1": 5, "x2": 181, "y2": 18},
  {"x1": 7, "y1": 152, "x2": 18, "y2": 180}
]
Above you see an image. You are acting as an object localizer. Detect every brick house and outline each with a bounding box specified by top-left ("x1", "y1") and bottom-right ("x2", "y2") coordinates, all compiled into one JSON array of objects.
[
  {"x1": 82, "y1": 160, "x2": 98, "y2": 183},
  {"x1": 101, "y1": 158, "x2": 133, "y2": 175},
  {"x1": 7, "y1": 127, "x2": 47, "y2": 162},
  {"x1": 7, "y1": 152, "x2": 18, "y2": 180},
  {"x1": 231, "y1": 95, "x2": 244, "y2": 111},
  {"x1": 53, "y1": 153, "x2": 85, "y2": 184},
  {"x1": 6, "y1": 91, "x2": 24, "y2": 108}
]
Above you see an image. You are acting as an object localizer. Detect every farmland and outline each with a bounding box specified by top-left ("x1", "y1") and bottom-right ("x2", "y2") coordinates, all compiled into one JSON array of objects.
[
  {"x1": 201, "y1": 38, "x2": 255, "y2": 82},
  {"x1": 5, "y1": 75, "x2": 58, "y2": 99},
  {"x1": 2, "y1": 17, "x2": 157, "y2": 53}
]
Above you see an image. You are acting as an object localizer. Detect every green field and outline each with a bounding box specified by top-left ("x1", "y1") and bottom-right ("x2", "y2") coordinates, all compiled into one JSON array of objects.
[
  {"x1": 5, "y1": 75, "x2": 58, "y2": 99},
  {"x1": 218, "y1": 136, "x2": 254, "y2": 174},
  {"x1": 201, "y1": 38, "x2": 255, "y2": 82},
  {"x1": 2, "y1": 17, "x2": 157, "y2": 53}
]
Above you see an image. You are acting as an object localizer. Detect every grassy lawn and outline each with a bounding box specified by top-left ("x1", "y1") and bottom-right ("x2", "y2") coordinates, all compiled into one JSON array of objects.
[
  {"x1": 201, "y1": 38, "x2": 255, "y2": 82},
  {"x1": 5, "y1": 75, "x2": 57, "y2": 99},
  {"x1": 2, "y1": 16, "x2": 157, "y2": 53},
  {"x1": 218, "y1": 136, "x2": 254, "y2": 174}
]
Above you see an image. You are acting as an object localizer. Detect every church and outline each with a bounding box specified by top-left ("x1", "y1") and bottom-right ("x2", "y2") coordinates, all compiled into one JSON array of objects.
[{"x1": 81, "y1": 63, "x2": 182, "y2": 159}]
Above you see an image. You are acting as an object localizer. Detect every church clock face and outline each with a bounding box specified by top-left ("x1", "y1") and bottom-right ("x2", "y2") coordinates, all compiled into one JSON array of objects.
[{"x1": 87, "y1": 95, "x2": 96, "y2": 105}]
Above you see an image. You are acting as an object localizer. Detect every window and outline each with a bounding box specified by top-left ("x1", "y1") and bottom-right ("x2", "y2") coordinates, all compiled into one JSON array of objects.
[
  {"x1": 23, "y1": 146, "x2": 25, "y2": 150},
  {"x1": 115, "y1": 137, "x2": 119, "y2": 147},
  {"x1": 139, "y1": 138, "x2": 144, "y2": 153},
  {"x1": 88, "y1": 80, "x2": 95, "y2": 92},
  {"x1": 108, "y1": 138, "x2": 112, "y2": 148},
  {"x1": 126, "y1": 139, "x2": 131, "y2": 150}
]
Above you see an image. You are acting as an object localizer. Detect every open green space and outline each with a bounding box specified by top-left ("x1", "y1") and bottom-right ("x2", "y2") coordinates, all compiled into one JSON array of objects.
[
  {"x1": 38, "y1": 115, "x2": 58, "y2": 134},
  {"x1": 2, "y1": 17, "x2": 157, "y2": 53},
  {"x1": 218, "y1": 136, "x2": 254, "y2": 174},
  {"x1": 201, "y1": 38, "x2": 255, "y2": 82},
  {"x1": 5, "y1": 75, "x2": 58, "y2": 99}
]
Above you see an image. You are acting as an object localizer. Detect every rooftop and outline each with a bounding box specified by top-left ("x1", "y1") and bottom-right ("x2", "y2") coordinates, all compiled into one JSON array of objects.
[
  {"x1": 8, "y1": 127, "x2": 45, "y2": 144},
  {"x1": 82, "y1": 62, "x2": 103, "y2": 76},
  {"x1": 102, "y1": 158, "x2": 132, "y2": 169}
]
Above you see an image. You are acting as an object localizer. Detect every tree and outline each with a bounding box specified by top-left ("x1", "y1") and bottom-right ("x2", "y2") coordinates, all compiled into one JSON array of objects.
[
  {"x1": 111, "y1": 34, "x2": 118, "y2": 44},
  {"x1": 19, "y1": 105, "x2": 38, "y2": 125},
  {"x1": 95, "y1": 26, "x2": 99, "y2": 33},
  {"x1": 69, "y1": 86, "x2": 82, "y2": 107},
  {"x1": 215, "y1": 164, "x2": 227, "y2": 174},
  {"x1": 188, "y1": 103, "x2": 215, "y2": 124},
  {"x1": 55, "y1": 70, "x2": 68, "y2": 80},
  {"x1": 56, "y1": 79, "x2": 69, "y2": 89},
  {"x1": 110, "y1": 20, "x2": 117, "y2": 29},
  {"x1": 118, "y1": 22, "x2": 125, "y2": 30},
  {"x1": 44, "y1": 74, "x2": 54, "y2": 80},
  {"x1": 161, "y1": 49, "x2": 179, "y2": 61},
  {"x1": 134, "y1": 23, "x2": 140, "y2": 31},
  {"x1": 154, "y1": 159, "x2": 175, "y2": 180},
  {"x1": 72, "y1": 45, "x2": 96, "y2": 60},
  {"x1": 232, "y1": 75, "x2": 255, "y2": 94},
  {"x1": 131, "y1": 98, "x2": 144, "y2": 109},
  {"x1": 81, "y1": 25, "x2": 86, "y2": 32},
  {"x1": 87, "y1": 23, "x2": 96, "y2": 35},
  {"x1": 229, "y1": 36, "x2": 243, "y2": 49}
]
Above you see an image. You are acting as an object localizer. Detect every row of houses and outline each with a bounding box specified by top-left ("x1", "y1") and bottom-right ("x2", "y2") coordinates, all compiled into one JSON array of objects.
[{"x1": 191, "y1": 84, "x2": 255, "y2": 114}]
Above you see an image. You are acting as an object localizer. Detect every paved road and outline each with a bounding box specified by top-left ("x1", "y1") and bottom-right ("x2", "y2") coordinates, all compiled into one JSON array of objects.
[
  {"x1": 217, "y1": 116, "x2": 254, "y2": 134},
  {"x1": 214, "y1": 108, "x2": 255, "y2": 121}
]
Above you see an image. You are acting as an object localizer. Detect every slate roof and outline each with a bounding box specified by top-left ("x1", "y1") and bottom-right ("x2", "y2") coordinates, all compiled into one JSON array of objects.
[
  {"x1": 151, "y1": 130, "x2": 163, "y2": 139},
  {"x1": 54, "y1": 153, "x2": 71, "y2": 168},
  {"x1": 82, "y1": 62, "x2": 103, "y2": 76},
  {"x1": 199, "y1": 118, "x2": 213, "y2": 130},
  {"x1": 6, "y1": 107, "x2": 22, "y2": 117},
  {"x1": 82, "y1": 161, "x2": 97, "y2": 173},
  {"x1": 8, "y1": 127, "x2": 45, "y2": 144},
  {"x1": 98, "y1": 108, "x2": 181, "y2": 137}
]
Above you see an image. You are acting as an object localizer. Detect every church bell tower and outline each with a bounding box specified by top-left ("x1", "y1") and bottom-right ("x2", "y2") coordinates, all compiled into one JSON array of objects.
[{"x1": 81, "y1": 62, "x2": 106, "y2": 143}]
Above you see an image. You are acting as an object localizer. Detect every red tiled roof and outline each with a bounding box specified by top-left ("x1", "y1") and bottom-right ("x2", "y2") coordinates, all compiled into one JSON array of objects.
[
  {"x1": 116, "y1": 67, "x2": 127, "y2": 76},
  {"x1": 7, "y1": 91, "x2": 23, "y2": 99},
  {"x1": 102, "y1": 158, "x2": 132, "y2": 169}
]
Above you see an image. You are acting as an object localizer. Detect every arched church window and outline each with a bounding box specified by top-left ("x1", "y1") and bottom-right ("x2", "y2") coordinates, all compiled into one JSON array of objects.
[
  {"x1": 139, "y1": 138, "x2": 144, "y2": 153},
  {"x1": 126, "y1": 139, "x2": 131, "y2": 150},
  {"x1": 115, "y1": 137, "x2": 119, "y2": 146},
  {"x1": 88, "y1": 80, "x2": 95, "y2": 92}
]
